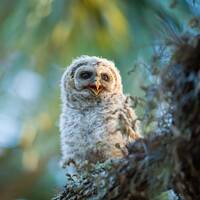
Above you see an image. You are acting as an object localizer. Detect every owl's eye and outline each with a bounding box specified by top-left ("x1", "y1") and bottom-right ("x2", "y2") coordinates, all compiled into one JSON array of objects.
[
  {"x1": 79, "y1": 71, "x2": 93, "y2": 79},
  {"x1": 101, "y1": 73, "x2": 110, "y2": 82}
]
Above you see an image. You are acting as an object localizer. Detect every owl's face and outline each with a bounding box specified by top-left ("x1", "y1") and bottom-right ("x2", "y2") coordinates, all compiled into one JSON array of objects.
[
  {"x1": 74, "y1": 63, "x2": 118, "y2": 96},
  {"x1": 61, "y1": 56, "x2": 122, "y2": 102}
]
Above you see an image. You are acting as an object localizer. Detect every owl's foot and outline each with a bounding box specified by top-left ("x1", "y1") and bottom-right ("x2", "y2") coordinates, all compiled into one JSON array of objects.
[{"x1": 60, "y1": 158, "x2": 77, "y2": 169}]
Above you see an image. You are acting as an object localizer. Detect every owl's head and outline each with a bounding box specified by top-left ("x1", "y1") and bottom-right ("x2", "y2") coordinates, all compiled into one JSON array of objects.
[{"x1": 61, "y1": 56, "x2": 123, "y2": 106}]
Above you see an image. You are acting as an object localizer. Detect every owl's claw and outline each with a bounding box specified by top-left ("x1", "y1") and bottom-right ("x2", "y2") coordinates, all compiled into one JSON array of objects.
[
  {"x1": 67, "y1": 158, "x2": 77, "y2": 166},
  {"x1": 60, "y1": 158, "x2": 77, "y2": 169},
  {"x1": 65, "y1": 159, "x2": 79, "y2": 177}
]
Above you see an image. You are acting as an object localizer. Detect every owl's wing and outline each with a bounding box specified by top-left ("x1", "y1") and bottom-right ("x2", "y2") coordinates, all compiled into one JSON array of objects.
[{"x1": 118, "y1": 96, "x2": 141, "y2": 140}]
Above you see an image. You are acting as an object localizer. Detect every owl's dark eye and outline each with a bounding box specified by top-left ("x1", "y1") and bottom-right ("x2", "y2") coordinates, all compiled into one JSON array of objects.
[
  {"x1": 79, "y1": 71, "x2": 93, "y2": 79},
  {"x1": 101, "y1": 73, "x2": 110, "y2": 82}
]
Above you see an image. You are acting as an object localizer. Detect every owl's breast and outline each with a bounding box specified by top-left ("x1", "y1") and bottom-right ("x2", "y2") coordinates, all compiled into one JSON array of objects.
[
  {"x1": 61, "y1": 107, "x2": 106, "y2": 147},
  {"x1": 84, "y1": 108, "x2": 106, "y2": 139},
  {"x1": 60, "y1": 103, "x2": 131, "y2": 165}
]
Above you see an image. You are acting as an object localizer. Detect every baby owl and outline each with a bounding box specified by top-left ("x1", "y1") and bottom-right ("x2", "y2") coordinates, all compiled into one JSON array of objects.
[{"x1": 59, "y1": 55, "x2": 141, "y2": 168}]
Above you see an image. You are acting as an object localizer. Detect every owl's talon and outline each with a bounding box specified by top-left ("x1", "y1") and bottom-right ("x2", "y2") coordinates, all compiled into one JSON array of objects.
[{"x1": 67, "y1": 158, "x2": 77, "y2": 166}]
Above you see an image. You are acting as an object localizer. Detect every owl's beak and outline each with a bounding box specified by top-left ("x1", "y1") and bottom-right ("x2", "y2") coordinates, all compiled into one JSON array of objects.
[{"x1": 87, "y1": 80, "x2": 103, "y2": 96}]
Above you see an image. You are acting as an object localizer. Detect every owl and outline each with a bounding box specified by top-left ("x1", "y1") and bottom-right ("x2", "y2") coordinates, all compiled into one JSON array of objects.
[{"x1": 59, "y1": 55, "x2": 141, "y2": 168}]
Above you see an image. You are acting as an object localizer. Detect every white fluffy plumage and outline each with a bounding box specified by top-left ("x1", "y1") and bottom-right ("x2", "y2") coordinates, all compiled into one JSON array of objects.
[{"x1": 59, "y1": 55, "x2": 141, "y2": 168}]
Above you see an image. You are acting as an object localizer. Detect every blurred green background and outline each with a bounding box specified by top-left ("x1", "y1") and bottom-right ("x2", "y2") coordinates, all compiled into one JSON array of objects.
[{"x1": 0, "y1": 0, "x2": 197, "y2": 199}]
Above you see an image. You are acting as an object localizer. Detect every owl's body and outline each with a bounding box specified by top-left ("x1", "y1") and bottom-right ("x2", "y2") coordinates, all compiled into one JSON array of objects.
[{"x1": 60, "y1": 56, "x2": 140, "y2": 167}]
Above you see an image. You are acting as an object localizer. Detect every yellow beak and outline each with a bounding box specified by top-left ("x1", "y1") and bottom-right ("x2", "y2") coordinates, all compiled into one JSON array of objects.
[{"x1": 88, "y1": 80, "x2": 103, "y2": 96}]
